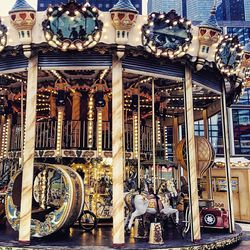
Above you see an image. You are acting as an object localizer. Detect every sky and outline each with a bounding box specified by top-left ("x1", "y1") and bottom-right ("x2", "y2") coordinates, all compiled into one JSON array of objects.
[
  {"x1": 0, "y1": 0, "x2": 37, "y2": 16},
  {"x1": 0, "y1": 0, "x2": 148, "y2": 16}
]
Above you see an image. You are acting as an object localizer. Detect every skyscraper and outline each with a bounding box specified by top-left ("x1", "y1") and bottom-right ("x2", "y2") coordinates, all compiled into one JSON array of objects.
[
  {"x1": 147, "y1": 0, "x2": 183, "y2": 16},
  {"x1": 186, "y1": 0, "x2": 214, "y2": 21},
  {"x1": 245, "y1": 0, "x2": 250, "y2": 21},
  {"x1": 37, "y1": 0, "x2": 142, "y2": 14},
  {"x1": 216, "y1": 0, "x2": 245, "y2": 21}
]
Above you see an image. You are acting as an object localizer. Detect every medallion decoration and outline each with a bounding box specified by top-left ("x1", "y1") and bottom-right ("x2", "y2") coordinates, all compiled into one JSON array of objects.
[
  {"x1": 142, "y1": 10, "x2": 192, "y2": 58},
  {"x1": 42, "y1": 0, "x2": 103, "y2": 51},
  {"x1": 215, "y1": 35, "x2": 243, "y2": 76},
  {"x1": 5, "y1": 164, "x2": 84, "y2": 237},
  {"x1": 0, "y1": 19, "x2": 7, "y2": 52}
]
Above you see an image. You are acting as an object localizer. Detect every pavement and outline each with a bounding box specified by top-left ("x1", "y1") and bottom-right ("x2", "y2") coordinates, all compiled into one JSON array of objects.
[{"x1": 227, "y1": 223, "x2": 250, "y2": 249}]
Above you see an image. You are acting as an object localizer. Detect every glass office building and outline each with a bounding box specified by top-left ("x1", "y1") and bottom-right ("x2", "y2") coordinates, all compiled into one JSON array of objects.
[
  {"x1": 147, "y1": 0, "x2": 183, "y2": 16},
  {"x1": 38, "y1": 0, "x2": 142, "y2": 14}
]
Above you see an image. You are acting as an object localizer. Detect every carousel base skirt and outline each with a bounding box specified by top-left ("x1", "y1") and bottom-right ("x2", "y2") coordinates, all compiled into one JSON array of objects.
[{"x1": 0, "y1": 223, "x2": 242, "y2": 249}]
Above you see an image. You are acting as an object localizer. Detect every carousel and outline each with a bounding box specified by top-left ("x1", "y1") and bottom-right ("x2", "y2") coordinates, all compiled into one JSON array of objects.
[{"x1": 0, "y1": 0, "x2": 249, "y2": 249}]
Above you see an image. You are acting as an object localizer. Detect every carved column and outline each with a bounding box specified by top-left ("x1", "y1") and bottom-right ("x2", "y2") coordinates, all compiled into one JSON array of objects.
[
  {"x1": 71, "y1": 91, "x2": 82, "y2": 148},
  {"x1": 50, "y1": 94, "x2": 57, "y2": 118},
  {"x1": 19, "y1": 55, "x2": 38, "y2": 243},
  {"x1": 183, "y1": 66, "x2": 201, "y2": 242},
  {"x1": 71, "y1": 91, "x2": 81, "y2": 121},
  {"x1": 112, "y1": 55, "x2": 125, "y2": 246}
]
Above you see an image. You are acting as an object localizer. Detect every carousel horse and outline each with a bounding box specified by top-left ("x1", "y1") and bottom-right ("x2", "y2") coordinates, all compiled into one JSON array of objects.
[{"x1": 124, "y1": 178, "x2": 179, "y2": 231}]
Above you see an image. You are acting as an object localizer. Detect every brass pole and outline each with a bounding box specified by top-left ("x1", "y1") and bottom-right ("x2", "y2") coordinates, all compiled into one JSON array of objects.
[{"x1": 221, "y1": 81, "x2": 235, "y2": 233}]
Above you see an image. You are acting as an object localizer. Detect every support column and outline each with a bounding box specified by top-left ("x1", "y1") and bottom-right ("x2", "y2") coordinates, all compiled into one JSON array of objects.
[
  {"x1": 0, "y1": 115, "x2": 6, "y2": 158},
  {"x1": 4, "y1": 115, "x2": 12, "y2": 158},
  {"x1": 183, "y1": 66, "x2": 201, "y2": 242},
  {"x1": 137, "y1": 89, "x2": 141, "y2": 188},
  {"x1": 87, "y1": 93, "x2": 94, "y2": 149},
  {"x1": 56, "y1": 106, "x2": 64, "y2": 157},
  {"x1": 221, "y1": 82, "x2": 235, "y2": 233},
  {"x1": 227, "y1": 108, "x2": 235, "y2": 156},
  {"x1": 173, "y1": 117, "x2": 179, "y2": 187},
  {"x1": 96, "y1": 107, "x2": 103, "y2": 157},
  {"x1": 203, "y1": 109, "x2": 213, "y2": 200},
  {"x1": 112, "y1": 55, "x2": 125, "y2": 246},
  {"x1": 152, "y1": 79, "x2": 156, "y2": 194},
  {"x1": 19, "y1": 55, "x2": 38, "y2": 243},
  {"x1": 132, "y1": 111, "x2": 138, "y2": 158}
]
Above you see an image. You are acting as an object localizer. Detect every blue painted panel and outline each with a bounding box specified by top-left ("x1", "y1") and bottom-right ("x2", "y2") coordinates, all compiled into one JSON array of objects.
[
  {"x1": 0, "y1": 55, "x2": 28, "y2": 72},
  {"x1": 123, "y1": 56, "x2": 185, "y2": 78},
  {"x1": 38, "y1": 52, "x2": 112, "y2": 68}
]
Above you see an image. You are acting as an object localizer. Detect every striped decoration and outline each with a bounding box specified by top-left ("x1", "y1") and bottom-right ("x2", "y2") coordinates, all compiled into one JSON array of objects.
[{"x1": 38, "y1": 52, "x2": 112, "y2": 69}]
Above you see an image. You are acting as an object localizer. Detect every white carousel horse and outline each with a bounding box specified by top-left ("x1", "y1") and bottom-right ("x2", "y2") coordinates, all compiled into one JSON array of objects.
[{"x1": 124, "y1": 179, "x2": 179, "y2": 231}]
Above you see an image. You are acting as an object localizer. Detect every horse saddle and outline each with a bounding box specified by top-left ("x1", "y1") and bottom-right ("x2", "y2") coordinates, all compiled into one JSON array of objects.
[{"x1": 147, "y1": 195, "x2": 164, "y2": 212}]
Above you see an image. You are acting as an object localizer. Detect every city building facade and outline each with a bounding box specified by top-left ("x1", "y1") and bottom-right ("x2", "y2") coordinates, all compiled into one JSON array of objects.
[
  {"x1": 146, "y1": 0, "x2": 250, "y2": 159},
  {"x1": 147, "y1": 0, "x2": 183, "y2": 16},
  {"x1": 38, "y1": 0, "x2": 142, "y2": 13}
]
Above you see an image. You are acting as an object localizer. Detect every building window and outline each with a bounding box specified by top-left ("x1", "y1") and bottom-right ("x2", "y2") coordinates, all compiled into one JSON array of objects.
[{"x1": 233, "y1": 109, "x2": 250, "y2": 154}]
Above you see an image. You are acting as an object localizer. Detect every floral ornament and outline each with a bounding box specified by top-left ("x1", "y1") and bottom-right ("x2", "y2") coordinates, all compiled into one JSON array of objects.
[
  {"x1": 42, "y1": 0, "x2": 103, "y2": 51},
  {"x1": 215, "y1": 35, "x2": 243, "y2": 76},
  {"x1": 142, "y1": 10, "x2": 192, "y2": 59},
  {"x1": 0, "y1": 19, "x2": 7, "y2": 52}
]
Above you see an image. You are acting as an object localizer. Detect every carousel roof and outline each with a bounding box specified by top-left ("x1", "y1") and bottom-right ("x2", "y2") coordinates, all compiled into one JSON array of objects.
[
  {"x1": 9, "y1": 0, "x2": 35, "y2": 13},
  {"x1": 110, "y1": 0, "x2": 138, "y2": 13},
  {"x1": 198, "y1": 6, "x2": 221, "y2": 32}
]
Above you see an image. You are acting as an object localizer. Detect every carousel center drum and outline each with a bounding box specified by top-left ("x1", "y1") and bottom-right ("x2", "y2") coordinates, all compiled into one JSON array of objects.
[{"x1": 5, "y1": 163, "x2": 84, "y2": 237}]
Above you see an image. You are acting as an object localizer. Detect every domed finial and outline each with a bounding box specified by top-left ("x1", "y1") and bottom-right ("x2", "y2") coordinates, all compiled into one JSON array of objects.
[
  {"x1": 199, "y1": 5, "x2": 221, "y2": 32},
  {"x1": 9, "y1": 0, "x2": 35, "y2": 14},
  {"x1": 110, "y1": 0, "x2": 138, "y2": 45},
  {"x1": 9, "y1": 0, "x2": 36, "y2": 58}
]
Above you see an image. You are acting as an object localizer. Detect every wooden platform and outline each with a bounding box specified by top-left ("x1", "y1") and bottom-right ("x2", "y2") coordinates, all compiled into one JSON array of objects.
[{"x1": 0, "y1": 223, "x2": 243, "y2": 249}]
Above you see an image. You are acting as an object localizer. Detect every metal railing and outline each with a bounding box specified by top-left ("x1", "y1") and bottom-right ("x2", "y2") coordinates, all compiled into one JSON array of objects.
[
  {"x1": 63, "y1": 120, "x2": 86, "y2": 149},
  {"x1": 36, "y1": 120, "x2": 57, "y2": 149},
  {"x1": 9, "y1": 120, "x2": 154, "y2": 153}
]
